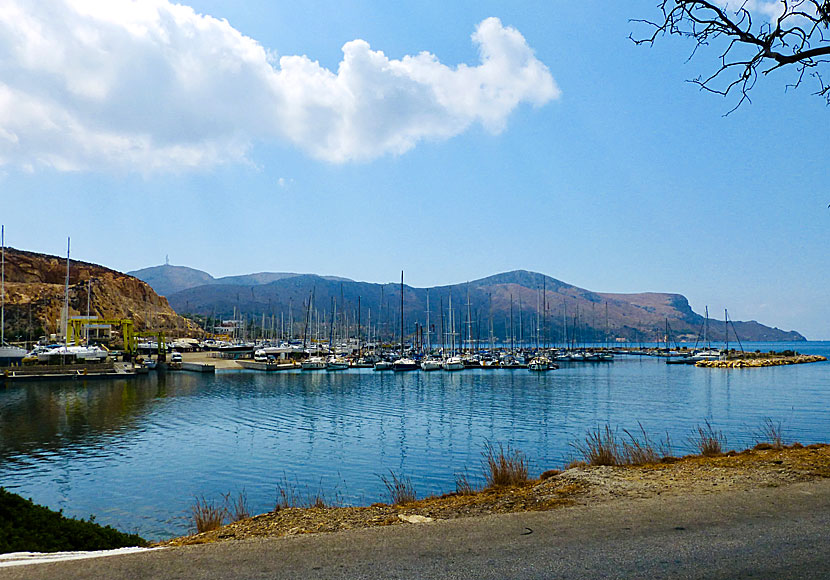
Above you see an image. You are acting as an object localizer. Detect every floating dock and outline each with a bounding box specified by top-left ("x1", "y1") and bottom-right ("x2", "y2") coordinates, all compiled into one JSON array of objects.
[
  {"x1": 1, "y1": 362, "x2": 141, "y2": 383},
  {"x1": 237, "y1": 361, "x2": 297, "y2": 371}
]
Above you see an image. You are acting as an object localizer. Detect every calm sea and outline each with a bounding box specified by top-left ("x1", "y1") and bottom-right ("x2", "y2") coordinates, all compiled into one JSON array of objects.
[{"x1": 1, "y1": 341, "x2": 828, "y2": 540}]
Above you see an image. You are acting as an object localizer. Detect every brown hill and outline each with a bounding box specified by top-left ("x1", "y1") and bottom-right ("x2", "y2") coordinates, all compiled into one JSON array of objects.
[
  {"x1": 160, "y1": 270, "x2": 804, "y2": 343},
  {"x1": 1, "y1": 247, "x2": 201, "y2": 342}
]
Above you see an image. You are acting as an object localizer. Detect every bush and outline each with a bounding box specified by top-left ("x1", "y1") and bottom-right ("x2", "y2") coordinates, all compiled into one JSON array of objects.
[{"x1": 0, "y1": 488, "x2": 146, "y2": 554}]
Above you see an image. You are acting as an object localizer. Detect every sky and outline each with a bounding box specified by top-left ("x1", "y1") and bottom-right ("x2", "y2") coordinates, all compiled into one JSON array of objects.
[{"x1": 0, "y1": 1, "x2": 828, "y2": 338}]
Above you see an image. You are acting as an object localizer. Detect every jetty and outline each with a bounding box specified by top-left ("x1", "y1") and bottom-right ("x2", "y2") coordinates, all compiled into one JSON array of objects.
[
  {"x1": 1, "y1": 361, "x2": 142, "y2": 383},
  {"x1": 696, "y1": 355, "x2": 826, "y2": 368}
]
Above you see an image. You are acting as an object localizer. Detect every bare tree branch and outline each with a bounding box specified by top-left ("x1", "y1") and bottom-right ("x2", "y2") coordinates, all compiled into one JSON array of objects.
[{"x1": 633, "y1": 0, "x2": 830, "y2": 110}]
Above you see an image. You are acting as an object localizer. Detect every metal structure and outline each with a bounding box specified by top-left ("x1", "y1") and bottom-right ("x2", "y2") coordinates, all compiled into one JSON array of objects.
[
  {"x1": 135, "y1": 330, "x2": 167, "y2": 360},
  {"x1": 67, "y1": 317, "x2": 135, "y2": 351}
]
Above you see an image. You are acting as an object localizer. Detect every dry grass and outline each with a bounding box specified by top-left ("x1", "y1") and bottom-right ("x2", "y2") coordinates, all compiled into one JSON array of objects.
[
  {"x1": 483, "y1": 441, "x2": 529, "y2": 488},
  {"x1": 571, "y1": 424, "x2": 673, "y2": 467},
  {"x1": 755, "y1": 417, "x2": 785, "y2": 450},
  {"x1": 621, "y1": 424, "x2": 672, "y2": 464},
  {"x1": 165, "y1": 445, "x2": 830, "y2": 548},
  {"x1": 225, "y1": 491, "x2": 250, "y2": 522},
  {"x1": 691, "y1": 420, "x2": 727, "y2": 456},
  {"x1": 454, "y1": 469, "x2": 478, "y2": 495},
  {"x1": 380, "y1": 470, "x2": 417, "y2": 505},
  {"x1": 275, "y1": 477, "x2": 339, "y2": 510},
  {"x1": 573, "y1": 425, "x2": 620, "y2": 466},
  {"x1": 191, "y1": 496, "x2": 226, "y2": 534}
]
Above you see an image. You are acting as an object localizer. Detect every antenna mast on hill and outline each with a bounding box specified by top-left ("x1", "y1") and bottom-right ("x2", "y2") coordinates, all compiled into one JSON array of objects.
[{"x1": 165, "y1": 254, "x2": 169, "y2": 266}]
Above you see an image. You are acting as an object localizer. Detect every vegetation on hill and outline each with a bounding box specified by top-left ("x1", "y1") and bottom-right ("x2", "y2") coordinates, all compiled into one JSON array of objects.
[{"x1": 0, "y1": 488, "x2": 146, "y2": 554}]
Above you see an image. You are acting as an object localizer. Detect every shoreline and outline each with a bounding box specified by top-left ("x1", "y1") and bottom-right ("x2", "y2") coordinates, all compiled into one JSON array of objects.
[{"x1": 160, "y1": 443, "x2": 830, "y2": 547}]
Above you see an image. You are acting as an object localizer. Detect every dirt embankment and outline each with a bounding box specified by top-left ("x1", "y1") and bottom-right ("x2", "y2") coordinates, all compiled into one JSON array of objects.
[{"x1": 163, "y1": 444, "x2": 830, "y2": 547}]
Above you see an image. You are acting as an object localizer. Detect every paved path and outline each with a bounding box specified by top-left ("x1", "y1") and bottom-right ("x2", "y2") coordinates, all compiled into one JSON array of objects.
[{"x1": 5, "y1": 479, "x2": 830, "y2": 579}]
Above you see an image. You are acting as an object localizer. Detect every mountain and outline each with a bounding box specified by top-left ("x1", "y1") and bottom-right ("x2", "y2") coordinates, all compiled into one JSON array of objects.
[
  {"x1": 2, "y1": 248, "x2": 201, "y2": 340},
  {"x1": 128, "y1": 264, "x2": 351, "y2": 297},
  {"x1": 161, "y1": 269, "x2": 805, "y2": 343}
]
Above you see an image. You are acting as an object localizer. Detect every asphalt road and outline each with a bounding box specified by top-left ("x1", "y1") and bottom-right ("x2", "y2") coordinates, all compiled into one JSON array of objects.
[{"x1": 4, "y1": 479, "x2": 830, "y2": 579}]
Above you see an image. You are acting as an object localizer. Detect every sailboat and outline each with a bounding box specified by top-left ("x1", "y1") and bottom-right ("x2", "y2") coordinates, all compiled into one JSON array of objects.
[
  {"x1": 0, "y1": 226, "x2": 28, "y2": 366},
  {"x1": 392, "y1": 271, "x2": 418, "y2": 371},
  {"x1": 420, "y1": 289, "x2": 442, "y2": 371}
]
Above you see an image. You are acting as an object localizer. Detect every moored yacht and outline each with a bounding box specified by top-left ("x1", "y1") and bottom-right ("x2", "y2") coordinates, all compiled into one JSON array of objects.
[
  {"x1": 326, "y1": 356, "x2": 349, "y2": 370},
  {"x1": 392, "y1": 357, "x2": 419, "y2": 371},
  {"x1": 528, "y1": 356, "x2": 557, "y2": 371},
  {"x1": 301, "y1": 356, "x2": 327, "y2": 370},
  {"x1": 443, "y1": 355, "x2": 464, "y2": 371},
  {"x1": 420, "y1": 357, "x2": 443, "y2": 371}
]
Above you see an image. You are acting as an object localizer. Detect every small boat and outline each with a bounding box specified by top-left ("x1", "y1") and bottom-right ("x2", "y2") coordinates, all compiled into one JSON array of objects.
[
  {"x1": 373, "y1": 360, "x2": 393, "y2": 371},
  {"x1": 528, "y1": 356, "x2": 557, "y2": 371},
  {"x1": 301, "y1": 356, "x2": 328, "y2": 370},
  {"x1": 392, "y1": 357, "x2": 419, "y2": 371},
  {"x1": 443, "y1": 355, "x2": 464, "y2": 371},
  {"x1": 326, "y1": 356, "x2": 349, "y2": 370},
  {"x1": 420, "y1": 357, "x2": 443, "y2": 371}
]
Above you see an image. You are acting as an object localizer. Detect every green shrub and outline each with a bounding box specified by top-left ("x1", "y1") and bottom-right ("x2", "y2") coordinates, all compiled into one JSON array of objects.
[{"x1": 0, "y1": 488, "x2": 146, "y2": 554}]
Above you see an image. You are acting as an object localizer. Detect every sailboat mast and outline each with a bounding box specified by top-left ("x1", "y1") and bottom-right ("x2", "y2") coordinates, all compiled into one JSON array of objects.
[
  {"x1": 724, "y1": 308, "x2": 728, "y2": 355},
  {"x1": 400, "y1": 271, "x2": 404, "y2": 358},
  {"x1": 63, "y1": 237, "x2": 70, "y2": 343},
  {"x1": 510, "y1": 294, "x2": 514, "y2": 354},
  {"x1": 425, "y1": 289, "x2": 431, "y2": 353}
]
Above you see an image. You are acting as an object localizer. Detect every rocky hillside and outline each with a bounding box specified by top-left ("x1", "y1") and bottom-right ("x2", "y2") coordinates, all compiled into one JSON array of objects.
[{"x1": 1, "y1": 248, "x2": 201, "y2": 341}]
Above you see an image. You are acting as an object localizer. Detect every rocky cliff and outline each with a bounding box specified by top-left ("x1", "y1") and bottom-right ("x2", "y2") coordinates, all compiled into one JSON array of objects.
[{"x1": 1, "y1": 248, "x2": 201, "y2": 341}]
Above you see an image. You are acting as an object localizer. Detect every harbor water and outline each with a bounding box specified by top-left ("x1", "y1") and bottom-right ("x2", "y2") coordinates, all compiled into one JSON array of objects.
[{"x1": 1, "y1": 342, "x2": 828, "y2": 540}]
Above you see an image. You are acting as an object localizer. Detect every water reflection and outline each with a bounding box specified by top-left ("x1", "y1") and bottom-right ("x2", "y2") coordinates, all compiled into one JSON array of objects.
[{"x1": 0, "y1": 346, "x2": 828, "y2": 541}]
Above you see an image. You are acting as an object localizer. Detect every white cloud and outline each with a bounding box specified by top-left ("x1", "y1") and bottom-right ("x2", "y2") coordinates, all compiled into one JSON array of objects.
[{"x1": 0, "y1": 1, "x2": 558, "y2": 172}]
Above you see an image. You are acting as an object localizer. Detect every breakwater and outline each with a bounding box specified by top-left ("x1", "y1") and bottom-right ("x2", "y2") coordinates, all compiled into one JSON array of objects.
[{"x1": 696, "y1": 355, "x2": 826, "y2": 368}]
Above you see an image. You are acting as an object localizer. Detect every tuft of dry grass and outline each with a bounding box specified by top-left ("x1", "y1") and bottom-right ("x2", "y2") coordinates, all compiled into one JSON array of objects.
[
  {"x1": 380, "y1": 470, "x2": 417, "y2": 505},
  {"x1": 621, "y1": 423, "x2": 672, "y2": 465},
  {"x1": 225, "y1": 490, "x2": 250, "y2": 522},
  {"x1": 691, "y1": 420, "x2": 726, "y2": 456},
  {"x1": 483, "y1": 441, "x2": 529, "y2": 488},
  {"x1": 571, "y1": 423, "x2": 673, "y2": 467},
  {"x1": 755, "y1": 417, "x2": 785, "y2": 450},
  {"x1": 573, "y1": 425, "x2": 620, "y2": 466},
  {"x1": 454, "y1": 469, "x2": 478, "y2": 495},
  {"x1": 275, "y1": 476, "x2": 341, "y2": 510},
  {"x1": 191, "y1": 496, "x2": 226, "y2": 534}
]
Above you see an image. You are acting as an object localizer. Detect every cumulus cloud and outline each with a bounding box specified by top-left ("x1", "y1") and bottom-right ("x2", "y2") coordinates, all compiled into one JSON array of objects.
[{"x1": 0, "y1": 1, "x2": 558, "y2": 172}]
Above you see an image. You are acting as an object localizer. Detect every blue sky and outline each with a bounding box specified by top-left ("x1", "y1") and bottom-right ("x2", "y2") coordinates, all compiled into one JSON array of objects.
[{"x1": 1, "y1": 1, "x2": 828, "y2": 338}]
